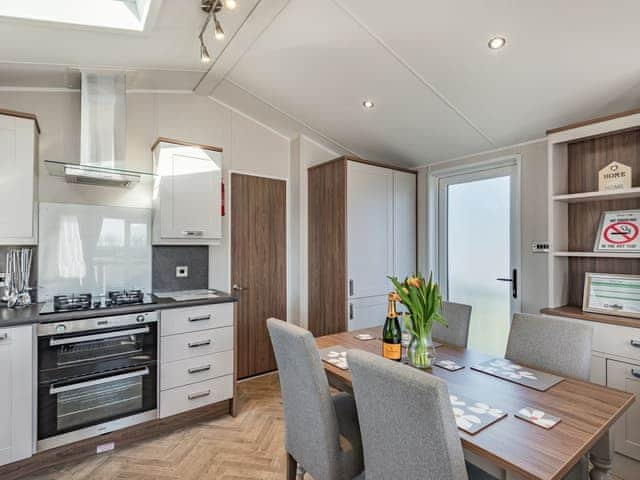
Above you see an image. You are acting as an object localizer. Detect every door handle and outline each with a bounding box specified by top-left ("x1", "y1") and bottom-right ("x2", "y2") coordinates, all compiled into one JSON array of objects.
[
  {"x1": 349, "y1": 280, "x2": 354, "y2": 296},
  {"x1": 631, "y1": 369, "x2": 640, "y2": 379},
  {"x1": 232, "y1": 284, "x2": 247, "y2": 291},
  {"x1": 496, "y1": 269, "x2": 517, "y2": 299},
  {"x1": 631, "y1": 340, "x2": 640, "y2": 348}
]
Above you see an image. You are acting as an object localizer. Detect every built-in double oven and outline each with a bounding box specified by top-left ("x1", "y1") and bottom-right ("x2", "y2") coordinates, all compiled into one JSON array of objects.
[{"x1": 37, "y1": 311, "x2": 158, "y2": 450}]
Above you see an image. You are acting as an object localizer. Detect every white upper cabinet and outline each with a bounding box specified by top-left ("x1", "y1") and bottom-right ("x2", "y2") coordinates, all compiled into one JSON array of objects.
[
  {"x1": 152, "y1": 139, "x2": 222, "y2": 245},
  {"x1": 0, "y1": 325, "x2": 34, "y2": 466},
  {"x1": 0, "y1": 113, "x2": 38, "y2": 245},
  {"x1": 393, "y1": 170, "x2": 417, "y2": 281},
  {"x1": 347, "y1": 161, "x2": 395, "y2": 298}
]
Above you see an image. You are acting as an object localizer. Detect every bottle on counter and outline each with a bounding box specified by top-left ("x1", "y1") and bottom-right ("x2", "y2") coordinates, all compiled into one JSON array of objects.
[{"x1": 382, "y1": 292, "x2": 402, "y2": 361}]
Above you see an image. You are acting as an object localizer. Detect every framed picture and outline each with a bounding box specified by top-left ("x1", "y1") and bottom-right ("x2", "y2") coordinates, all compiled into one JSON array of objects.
[
  {"x1": 593, "y1": 210, "x2": 640, "y2": 252},
  {"x1": 583, "y1": 273, "x2": 640, "y2": 318}
]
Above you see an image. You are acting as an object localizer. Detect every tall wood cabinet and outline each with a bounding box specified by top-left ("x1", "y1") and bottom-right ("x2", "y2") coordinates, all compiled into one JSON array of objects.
[
  {"x1": 308, "y1": 156, "x2": 416, "y2": 336},
  {"x1": 0, "y1": 110, "x2": 39, "y2": 245}
]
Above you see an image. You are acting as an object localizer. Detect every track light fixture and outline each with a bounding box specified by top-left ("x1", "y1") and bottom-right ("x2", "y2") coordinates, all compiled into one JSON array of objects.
[{"x1": 198, "y1": 0, "x2": 236, "y2": 63}]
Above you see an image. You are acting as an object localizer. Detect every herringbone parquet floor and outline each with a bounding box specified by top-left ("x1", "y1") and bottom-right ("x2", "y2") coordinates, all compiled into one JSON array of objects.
[
  {"x1": 32, "y1": 374, "x2": 288, "y2": 480},
  {"x1": 27, "y1": 373, "x2": 636, "y2": 480}
]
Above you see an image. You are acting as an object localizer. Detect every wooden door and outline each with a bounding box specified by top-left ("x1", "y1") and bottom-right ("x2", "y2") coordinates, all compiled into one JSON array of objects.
[{"x1": 231, "y1": 173, "x2": 286, "y2": 379}]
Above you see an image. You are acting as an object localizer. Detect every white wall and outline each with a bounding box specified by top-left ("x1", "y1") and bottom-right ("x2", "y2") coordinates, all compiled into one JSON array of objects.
[
  {"x1": 418, "y1": 139, "x2": 549, "y2": 315},
  {"x1": 0, "y1": 89, "x2": 292, "y2": 307}
]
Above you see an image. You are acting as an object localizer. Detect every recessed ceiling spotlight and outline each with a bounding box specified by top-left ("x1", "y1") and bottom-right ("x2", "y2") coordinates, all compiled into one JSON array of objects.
[
  {"x1": 362, "y1": 100, "x2": 375, "y2": 109},
  {"x1": 488, "y1": 36, "x2": 506, "y2": 50}
]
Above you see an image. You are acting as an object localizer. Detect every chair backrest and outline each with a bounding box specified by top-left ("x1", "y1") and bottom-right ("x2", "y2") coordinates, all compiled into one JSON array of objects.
[
  {"x1": 266, "y1": 318, "x2": 342, "y2": 479},
  {"x1": 505, "y1": 313, "x2": 593, "y2": 381},
  {"x1": 348, "y1": 350, "x2": 468, "y2": 480},
  {"x1": 432, "y1": 301, "x2": 472, "y2": 348}
]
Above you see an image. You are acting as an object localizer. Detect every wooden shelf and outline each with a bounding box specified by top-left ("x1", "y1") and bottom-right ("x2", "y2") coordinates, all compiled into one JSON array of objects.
[
  {"x1": 542, "y1": 305, "x2": 640, "y2": 329},
  {"x1": 552, "y1": 251, "x2": 640, "y2": 258},
  {"x1": 552, "y1": 187, "x2": 640, "y2": 203}
]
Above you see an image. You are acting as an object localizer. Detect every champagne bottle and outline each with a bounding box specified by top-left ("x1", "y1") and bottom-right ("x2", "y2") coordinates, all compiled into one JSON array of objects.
[{"x1": 382, "y1": 293, "x2": 402, "y2": 361}]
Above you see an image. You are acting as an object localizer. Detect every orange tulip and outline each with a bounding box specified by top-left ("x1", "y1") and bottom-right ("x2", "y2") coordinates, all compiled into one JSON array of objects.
[{"x1": 407, "y1": 277, "x2": 422, "y2": 288}]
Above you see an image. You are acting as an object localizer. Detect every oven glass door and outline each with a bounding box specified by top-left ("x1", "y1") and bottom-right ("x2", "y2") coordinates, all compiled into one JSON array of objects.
[
  {"x1": 39, "y1": 323, "x2": 157, "y2": 372},
  {"x1": 38, "y1": 364, "x2": 157, "y2": 440}
]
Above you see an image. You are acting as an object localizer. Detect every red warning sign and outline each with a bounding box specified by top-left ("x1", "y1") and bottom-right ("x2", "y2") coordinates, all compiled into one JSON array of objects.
[{"x1": 603, "y1": 222, "x2": 639, "y2": 244}]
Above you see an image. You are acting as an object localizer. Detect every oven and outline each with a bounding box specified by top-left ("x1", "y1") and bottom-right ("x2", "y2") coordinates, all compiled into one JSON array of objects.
[{"x1": 37, "y1": 311, "x2": 158, "y2": 451}]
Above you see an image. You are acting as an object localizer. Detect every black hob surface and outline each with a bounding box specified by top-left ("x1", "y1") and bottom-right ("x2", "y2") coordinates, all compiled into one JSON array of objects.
[{"x1": 39, "y1": 290, "x2": 156, "y2": 315}]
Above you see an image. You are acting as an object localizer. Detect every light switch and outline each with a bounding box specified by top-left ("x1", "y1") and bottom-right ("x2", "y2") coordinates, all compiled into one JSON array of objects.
[
  {"x1": 176, "y1": 266, "x2": 189, "y2": 278},
  {"x1": 531, "y1": 242, "x2": 550, "y2": 253}
]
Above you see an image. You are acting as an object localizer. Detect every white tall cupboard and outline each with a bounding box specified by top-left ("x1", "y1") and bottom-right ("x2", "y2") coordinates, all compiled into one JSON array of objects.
[
  {"x1": 0, "y1": 111, "x2": 39, "y2": 245},
  {"x1": 308, "y1": 157, "x2": 416, "y2": 336},
  {"x1": 0, "y1": 325, "x2": 34, "y2": 466}
]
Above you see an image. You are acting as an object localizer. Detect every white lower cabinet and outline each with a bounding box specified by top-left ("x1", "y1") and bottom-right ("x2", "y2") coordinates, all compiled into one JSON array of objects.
[
  {"x1": 348, "y1": 295, "x2": 388, "y2": 331},
  {"x1": 607, "y1": 359, "x2": 640, "y2": 460},
  {"x1": 0, "y1": 325, "x2": 33, "y2": 466},
  {"x1": 159, "y1": 304, "x2": 234, "y2": 419}
]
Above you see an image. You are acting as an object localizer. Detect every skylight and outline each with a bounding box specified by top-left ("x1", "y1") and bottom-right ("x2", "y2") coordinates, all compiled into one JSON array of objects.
[{"x1": 0, "y1": 0, "x2": 159, "y2": 32}]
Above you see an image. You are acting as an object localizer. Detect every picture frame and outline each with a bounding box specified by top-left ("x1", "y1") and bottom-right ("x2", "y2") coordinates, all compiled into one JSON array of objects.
[
  {"x1": 593, "y1": 210, "x2": 640, "y2": 253},
  {"x1": 583, "y1": 272, "x2": 640, "y2": 318}
]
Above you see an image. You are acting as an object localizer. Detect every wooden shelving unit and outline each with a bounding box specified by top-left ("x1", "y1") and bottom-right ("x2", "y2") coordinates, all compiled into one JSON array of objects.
[{"x1": 546, "y1": 111, "x2": 640, "y2": 320}]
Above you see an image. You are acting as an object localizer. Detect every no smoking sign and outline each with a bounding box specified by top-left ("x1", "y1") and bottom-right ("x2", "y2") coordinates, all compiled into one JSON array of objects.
[{"x1": 595, "y1": 211, "x2": 640, "y2": 252}]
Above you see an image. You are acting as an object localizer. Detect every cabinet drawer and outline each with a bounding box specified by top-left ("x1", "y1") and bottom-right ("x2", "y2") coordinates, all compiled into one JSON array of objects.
[
  {"x1": 592, "y1": 322, "x2": 640, "y2": 362},
  {"x1": 606, "y1": 359, "x2": 640, "y2": 460},
  {"x1": 161, "y1": 327, "x2": 233, "y2": 363},
  {"x1": 161, "y1": 351, "x2": 233, "y2": 391},
  {"x1": 161, "y1": 303, "x2": 233, "y2": 337},
  {"x1": 160, "y1": 375, "x2": 233, "y2": 418}
]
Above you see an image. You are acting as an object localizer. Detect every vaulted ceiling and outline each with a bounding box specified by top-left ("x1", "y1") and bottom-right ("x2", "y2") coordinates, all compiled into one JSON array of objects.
[{"x1": 1, "y1": 0, "x2": 640, "y2": 166}]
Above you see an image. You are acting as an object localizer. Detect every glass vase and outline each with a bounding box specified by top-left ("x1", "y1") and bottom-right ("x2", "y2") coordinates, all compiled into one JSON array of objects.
[{"x1": 407, "y1": 331, "x2": 436, "y2": 369}]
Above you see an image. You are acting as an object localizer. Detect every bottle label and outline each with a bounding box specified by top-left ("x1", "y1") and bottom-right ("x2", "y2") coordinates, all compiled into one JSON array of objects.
[{"x1": 383, "y1": 343, "x2": 402, "y2": 360}]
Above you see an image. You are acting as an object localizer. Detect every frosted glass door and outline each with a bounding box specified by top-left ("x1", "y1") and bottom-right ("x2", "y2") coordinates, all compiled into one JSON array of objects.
[{"x1": 438, "y1": 165, "x2": 520, "y2": 356}]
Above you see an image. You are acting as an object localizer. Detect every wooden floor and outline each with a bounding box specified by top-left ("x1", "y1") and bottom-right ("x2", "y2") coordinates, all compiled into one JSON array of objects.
[{"x1": 29, "y1": 373, "x2": 636, "y2": 480}]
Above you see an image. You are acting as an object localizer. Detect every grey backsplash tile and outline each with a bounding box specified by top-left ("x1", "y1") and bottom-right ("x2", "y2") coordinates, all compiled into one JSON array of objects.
[{"x1": 152, "y1": 246, "x2": 209, "y2": 292}]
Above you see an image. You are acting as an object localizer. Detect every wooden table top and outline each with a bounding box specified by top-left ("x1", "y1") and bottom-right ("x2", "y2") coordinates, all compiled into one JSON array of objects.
[{"x1": 316, "y1": 327, "x2": 636, "y2": 480}]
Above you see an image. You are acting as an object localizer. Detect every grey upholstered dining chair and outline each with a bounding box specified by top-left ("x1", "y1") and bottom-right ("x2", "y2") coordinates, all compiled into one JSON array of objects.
[
  {"x1": 506, "y1": 313, "x2": 593, "y2": 480},
  {"x1": 506, "y1": 313, "x2": 592, "y2": 381},
  {"x1": 432, "y1": 301, "x2": 472, "y2": 348},
  {"x1": 266, "y1": 318, "x2": 364, "y2": 480},
  {"x1": 348, "y1": 349, "x2": 494, "y2": 480}
]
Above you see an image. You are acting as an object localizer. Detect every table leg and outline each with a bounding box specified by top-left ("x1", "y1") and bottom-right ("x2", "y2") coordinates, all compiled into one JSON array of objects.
[
  {"x1": 589, "y1": 430, "x2": 614, "y2": 480},
  {"x1": 296, "y1": 464, "x2": 306, "y2": 480}
]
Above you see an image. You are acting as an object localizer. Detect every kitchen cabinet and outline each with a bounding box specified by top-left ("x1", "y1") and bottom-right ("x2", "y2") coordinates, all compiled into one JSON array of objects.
[
  {"x1": 0, "y1": 325, "x2": 34, "y2": 466},
  {"x1": 543, "y1": 314, "x2": 640, "y2": 460},
  {"x1": 607, "y1": 359, "x2": 640, "y2": 459},
  {"x1": 159, "y1": 304, "x2": 235, "y2": 418},
  {"x1": 0, "y1": 111, "x2": 39, "y2": 245},
  {"x1": 152, "y1": 138, "x2": 222, "y2": 245},
  {"x1": 308, "y1": 156, "x2": 417, "y2": 335}
]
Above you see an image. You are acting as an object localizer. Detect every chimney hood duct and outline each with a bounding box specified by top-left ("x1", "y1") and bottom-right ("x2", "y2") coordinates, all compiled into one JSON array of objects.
[{"x1": 45, "y1": 71, "x2": 153, "y2": 188}]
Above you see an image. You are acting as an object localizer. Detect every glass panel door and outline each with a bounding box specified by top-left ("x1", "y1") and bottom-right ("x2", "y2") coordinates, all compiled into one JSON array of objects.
[{"x1": 438, "y1": 163, "x2": 520, "y2": 356}]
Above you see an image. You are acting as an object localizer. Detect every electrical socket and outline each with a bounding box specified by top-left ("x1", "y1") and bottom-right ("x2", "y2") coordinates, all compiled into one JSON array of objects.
[
  {"x1": 96, "y1": 442, "x2": 115, "y2": 454},
  {"x1": 176, "y1": 266, "x2": 189, "y2": 278}
]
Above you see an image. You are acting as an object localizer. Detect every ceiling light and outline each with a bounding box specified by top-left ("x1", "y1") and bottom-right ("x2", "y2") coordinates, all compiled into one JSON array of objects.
[
  {"x1": 200, "y1": 39, "x2": 212, "y2": 63},
  {"x1": 362, "y1": 100, "x2": 374, "y2": 109},
  {"x1": 224, "y1": 0, "x2": 237, "y2": 9},
  {"x1": 213, "y1": 14, "x2": 225, "y2": 40},
  {"x1": 488, "y1": 36, "x2": 506, "y2": 50}
]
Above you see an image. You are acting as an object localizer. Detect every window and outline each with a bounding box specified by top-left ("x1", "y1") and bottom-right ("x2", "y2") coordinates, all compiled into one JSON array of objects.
[{"x1": 0, "y1": 0, "x2": 159, "y2": 32}]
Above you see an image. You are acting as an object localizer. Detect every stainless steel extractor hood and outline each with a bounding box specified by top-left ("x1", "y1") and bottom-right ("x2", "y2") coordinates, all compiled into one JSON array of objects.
[{"x1": 45, "y1": 71, "x2": 153, "y2": 188}]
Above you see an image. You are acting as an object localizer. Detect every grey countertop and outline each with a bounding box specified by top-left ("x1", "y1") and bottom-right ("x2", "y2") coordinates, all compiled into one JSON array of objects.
[{"x1": 0, "y1": 291, "x2": 237, "y2": 328}]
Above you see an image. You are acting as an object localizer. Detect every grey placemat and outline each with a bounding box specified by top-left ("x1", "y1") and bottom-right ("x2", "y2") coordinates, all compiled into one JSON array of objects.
[
  {"x1": 319, "y1": 345, "x2": 349, "y2": 370},
  {"x1": 449, "y1": 393, "x2": 507, "y2": 434},
  {"x1": 471, "y1": 358, "x2": 564, "y2": 392}
]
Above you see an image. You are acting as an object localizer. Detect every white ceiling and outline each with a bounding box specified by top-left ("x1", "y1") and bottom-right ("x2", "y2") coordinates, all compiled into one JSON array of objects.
[{"x1": 1, "y1": 0, "x2": 640, "y2": 166}]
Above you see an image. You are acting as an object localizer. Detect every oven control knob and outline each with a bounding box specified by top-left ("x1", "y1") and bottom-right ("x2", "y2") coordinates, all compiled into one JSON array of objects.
[
  {"x1": 55, "y1": 324, "x2": 66, "y2": 334},
  {"x1": 136, "y1": 314, "x2": 145, "y2": 323}
]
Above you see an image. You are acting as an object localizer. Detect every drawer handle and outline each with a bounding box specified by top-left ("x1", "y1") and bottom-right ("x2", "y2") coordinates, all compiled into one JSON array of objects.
[
  {"x1": 182, "y1": 230, "x2": 204, "y2": 237},
  {"x1": 0, "y1": 333, "x2": 8, "y2": 341},
  {"x1": 188, "y1": 364, "x2": 212, "y2": 374},
  {"x1": 632, "y1": 369, "x2": 640, "y2": 379},
  {"x1": 188, "y1": 389, "x2": 211, "y2": 400},
  {"x1": 189, "y1": 314, "x2": 211, "y2": 322},
  {"x1": 631, "y1": 340, "x2": 640, "y2": 348},
  {"x1": 188, "y1": 339, "x2": 212, "y2": 348}
]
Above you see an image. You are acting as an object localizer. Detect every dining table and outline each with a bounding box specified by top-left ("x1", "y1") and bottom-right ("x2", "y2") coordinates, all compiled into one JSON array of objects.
[{"x1": 316, "y1": 327, "x2": 636, "y2": 480}]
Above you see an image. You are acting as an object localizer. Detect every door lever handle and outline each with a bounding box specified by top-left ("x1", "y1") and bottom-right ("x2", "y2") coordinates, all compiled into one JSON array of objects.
[
  {"x1": 232, "y1": 284, "x2": 247, "y2": 291},
  {"x1": 496, "y1": 269, "x2": 517, "y2": 299}
]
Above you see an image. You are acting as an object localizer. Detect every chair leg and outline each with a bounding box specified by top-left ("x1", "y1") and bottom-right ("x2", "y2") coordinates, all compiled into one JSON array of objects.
[
  {"x1": 296, "y1": 464, "x2": 306, "y2": 480},
  {"x1": 286, "y1": 452, "x2": 297, "y2": 480}
]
